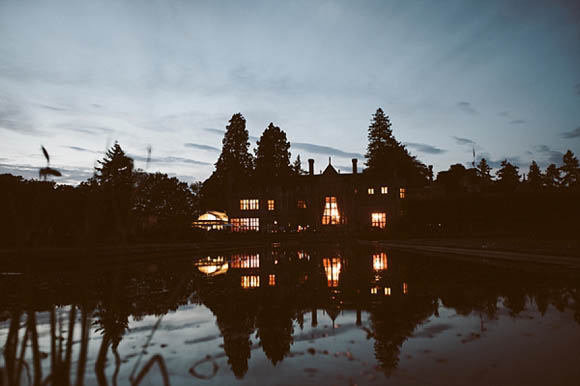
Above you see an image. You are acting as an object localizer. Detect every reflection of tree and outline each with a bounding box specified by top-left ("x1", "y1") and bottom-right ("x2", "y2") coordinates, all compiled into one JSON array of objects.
[
  {"x1": 370, "y1": 295, "x2": 437, "y2": 375},
  {"x1": 256, "y1": 303, "x2": 294, "y2": 365}
]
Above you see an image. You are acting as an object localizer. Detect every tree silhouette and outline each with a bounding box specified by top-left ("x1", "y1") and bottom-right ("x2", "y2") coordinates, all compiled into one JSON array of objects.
[
  {"x1": 495, "y1": 160, "x2": 520, "y2": 191},
  {"x1": 255, "y1": 123, "x2": 292, "y2": 181},
  {"x1": 544, "y1": 163, "x2": 561, "y2": 188},
  {"x1": 292, "y1": 155, "x2": 306, "y2": 176},
  {"x1": 476, "y1": 158, "x2": 492, "y2": 182},
  {"x1": 560, "y1": 150, "x2": 579, "y2": 188},
  {"x1": 365, "y1": 108, "x2": 428, "y2": 186},
  {"x1": 527, "y1": 160, "x2": 543, "y2": 190}
]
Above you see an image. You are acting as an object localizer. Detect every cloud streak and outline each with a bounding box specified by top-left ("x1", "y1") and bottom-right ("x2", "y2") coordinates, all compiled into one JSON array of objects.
[
  {"x1": 457, "y1": 101, "x2": 476, "y2": 115},
  {"x1": 452, "y1": 136, "x2": 476, "y2": 145},
  {"x1": 404, "y1": 142, "x2": 446, "y2": 154},
  {"x1": 184, "y1": 143, "x2": 220, "y2": 152},
  {"x1": 561, "y1": 126, "x2": 580, "y2": 139},
  {"x1": 291, "y1": 142, "x2": 363, "y2": 159}
]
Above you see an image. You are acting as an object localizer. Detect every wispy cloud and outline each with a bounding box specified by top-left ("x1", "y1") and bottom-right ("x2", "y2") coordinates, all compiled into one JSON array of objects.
[
  {"x1": 0, "y1": 162, "x2": 94, "y2": 185},
  {"x1": 452, "y1": 136, "x2": 476, "y2": 145},
  {"x1": 63, "y1": 145, "x2": 101, "y2": 154},
  {"x1": 457, "y1": 101, "x2": 476, "y2": 115},
  {"x1": 130, "y1": 154, "x2": 211, "y2": 166},
  {"x1": 532, "y1": 144, "x2": 564, "y2": 166},
  {"x1": 561, "y1": 126, "x2": 580, "y2": 139},
  {"x1": 184, "y1": 143, "x2": 220, "y2": 152},
  {"x1": 204, "y1": 128, "x2": 225, "y2": 136},
  {"x1": 509, "y1": 119, "x2": 526, "y2": 125},
  {"x1": 291, "y1": 142, "x2": 363, "y2": 159},
  {"x1": 404, "y1": 142, "x2": 446, "y2": 154}
]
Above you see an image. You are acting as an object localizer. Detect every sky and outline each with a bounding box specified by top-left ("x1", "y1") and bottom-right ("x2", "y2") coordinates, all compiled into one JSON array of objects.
[{"x1": 1, "y1": 0, "x2": 579, "y2": 185}]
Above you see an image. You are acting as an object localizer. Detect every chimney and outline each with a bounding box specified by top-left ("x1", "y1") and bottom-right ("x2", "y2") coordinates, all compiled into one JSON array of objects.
[
  {"x1": 308, "y1": 159, "x2": 314, "y2": 175},
  {"x1": 352, "y1": 158, "x2": 358, "y2": 174}
]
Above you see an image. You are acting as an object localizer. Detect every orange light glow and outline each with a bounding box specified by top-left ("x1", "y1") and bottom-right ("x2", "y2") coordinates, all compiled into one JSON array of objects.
[
  {"x1": 403, "y1": 282, "x2": 408, "y2": 294},
  {"x1": 269, "y1": 274, "x2": 276, "y2": 286},
  {"x1": 241, "y1": 275, "x2": 260, "y2": 288},
  {"x1": 322, "y1": 196, "x2": 340, "y2": 225},
  {"x1": 323, "y1": 257, "x2": 341, "y2": 287},
  {"x1": 230, "y1": 253, "x2": 260, "y2": 268},
  {"x1": 371, "y1": 213, "x2": 386, "y2": 228},
  {"x1": 373, "y1": 252, "x2": 388, "y2": 271}
]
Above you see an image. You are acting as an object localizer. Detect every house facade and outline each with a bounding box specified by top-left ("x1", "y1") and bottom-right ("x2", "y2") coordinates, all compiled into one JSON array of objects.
[{"x1": 224, "y1": 158, "x2": 406, "y2": 232}]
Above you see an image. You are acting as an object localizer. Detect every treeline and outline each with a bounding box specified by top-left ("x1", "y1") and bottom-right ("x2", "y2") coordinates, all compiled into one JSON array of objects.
[{"x1": 0, "y1": 143, "x2": 202, "y2": 246}]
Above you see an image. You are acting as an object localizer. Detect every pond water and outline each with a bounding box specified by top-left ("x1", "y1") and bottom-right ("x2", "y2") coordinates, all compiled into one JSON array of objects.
[{"x1": 1, "y1": 244, "x2": 579, "y2": 385}]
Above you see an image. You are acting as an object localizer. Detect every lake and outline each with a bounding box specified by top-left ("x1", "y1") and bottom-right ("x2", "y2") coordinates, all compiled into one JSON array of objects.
[{"x1": 1, "y1": 243, "x2": 579, "y2": 385}]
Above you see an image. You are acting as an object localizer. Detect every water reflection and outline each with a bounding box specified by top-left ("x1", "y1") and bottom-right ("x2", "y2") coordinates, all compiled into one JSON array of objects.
[{"x1": 1, "y1": 245, "x2": 579, "y2": 385}]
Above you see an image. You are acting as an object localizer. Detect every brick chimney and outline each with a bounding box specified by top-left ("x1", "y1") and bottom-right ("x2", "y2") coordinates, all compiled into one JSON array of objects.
[
  {"x1": 352, "y1": 158, "x2": 358, "y2": 174},
  {"x1": 308, "y1": 159, "x2": 314, "y2": 175}
]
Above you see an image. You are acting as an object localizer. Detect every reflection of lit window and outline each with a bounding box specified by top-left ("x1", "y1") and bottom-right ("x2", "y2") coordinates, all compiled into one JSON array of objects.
[
  {"x1": 241, "y1": 275, "x2": 260, "y2": 288},
  {"x1": 371, "y1": 213, "x2": 386, "y2": 229},
  {"x1": 269, "y1": 274, "x2": 276, "y2": 286},
  {"x1": 381, "y1": 186, "x2": 388, "y2": 194},
  {"x1": 268, "y1": 200, "x2": 275, "y2": 211},
  {"x1": 403, "y1": 282, "x2": 408, "y2": 294},
  {"x1": 297, "y1": 200, "x2": 307, "y2": 209},
  {"x1": 323, "y1": 258, "x2": 341, "y2": 287},
  {"x1": 231, "y1": 218, "x2": 260, "y2": 232},
  {"x1": 368, "y1": 188, "x2": 375, "y2": 195},
  {"x1": 230, "y1": 253, "x2": 260, "y2": 268},
  {"x1": 322, "y1": 196, "x2": 340, "y2": 225},
  {"x1": 384, "y1": 287, "x2": 391, "y2": 295},
  {"x1": 373, "y1": 252, "x2": 388, "y2": 271},
  {"x1": 399, "y1": 188, "x2": 406, "y2": 199},
  {"x1": 297, "y1": 250, "x2": 309, "y2": 260},
  {"x1": 240, "y1": 199, "x2": 259, "y2": 210}
]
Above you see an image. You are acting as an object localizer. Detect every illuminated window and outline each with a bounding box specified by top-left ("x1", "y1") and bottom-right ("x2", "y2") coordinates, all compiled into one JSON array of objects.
[
  {"x1": 371, "y1": 212, "x2": 386, "y2": 228},
  {"x1": 268, "y1": 200, "x2": 275, "y2": 211},
  {"x1": 240, "y1": 199, "x2": 259, "y2": 210},
  {"x1": 371, "y1": 286, "x2": 379, "y2": 294},
  {"x1": 323, "y1": 258, "x2": 341, "y2": 287},
  {"x1": 231, "y1": 218, "x2": 260, "y2": 232},
  {"x1": 403, "y1": 282, "x2": 408, "y2": 294},
  {"x1": 322, "y1": 196, "x2": 340, "y2": 225},
  {"x1": 269, "y1": 274, "x2": 276, "y2": 286},
  {"x1": 297, "y1": 200, "x2": 307, "y2": 209},
  {"x1": 230, "y1": 253, "x2": 260, "y2": 268},
  {"x1": 399, "y1": 188, "x2": 406, "y2": 199},
  {"x1": 373, "y1": 252, "x2": 388, "y2": 271},
  {"x1": 241, "y1": 275, "x2": 260, "y2": 289},
  {"x1": 384, "y1": 287, "x2": 391, "y2": 295},
  {"x1": 368, "y1": 188, "x2": 375, "y2": 195},
  {"x1": 381, "y1": 186, "x2": 388, "y2": 194}
]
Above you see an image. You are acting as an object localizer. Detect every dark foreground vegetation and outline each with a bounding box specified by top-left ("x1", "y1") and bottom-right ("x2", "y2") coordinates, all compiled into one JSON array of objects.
[{"x1": 1, "y1": 108, "x2": 579, "y2": 247}]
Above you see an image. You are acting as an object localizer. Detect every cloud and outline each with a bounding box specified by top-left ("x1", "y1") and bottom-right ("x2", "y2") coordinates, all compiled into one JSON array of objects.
[
  {"x1": 204, "y1": 128, "x2": 225, "y2": 136},
  {"x1": 291, "y1": 142, "x2": 363, "y2": 159},
  {"x1": 457, "y1": 101, "x2": 476, "y2": 115},
  {"x1": 498, "y1": 111, "x2": 511, "y2": 118},
  {"x1": 184, "y1": 143, "x2": 220, "y2": 152},
  {"x1": 452, "y1": 136, "x2": 476, "y2": 145},
  {"x1": 561, "y1": 126, "x2": 580, "y2": 139},
  {"x1": 0, "y1": 162, "x2": 94, "y2": 185},
  {"x1": 575, "y1": 83, "x2": 580, "y2": 95},
  {"x1": 532, "y1": 144, "x2": 564, "y2": 166},
  {"x1": 67, "y1": 126, "x2": 114, "y2": 136},
  {"x1": 509, "y1": 119, "x2": 526, "y2": 125},
  {"x1": 129, "y1": 154, "x2": 211, "y2": 166},
  {"x1": 404, "y1": 142, "x2": 446, "y2": 154},
  {"x1": 63, "y1": 145, "x2": 101, "y2": 154},
  {"x1": 0, "y1": 98, "x2": 42, "y2": 135}
]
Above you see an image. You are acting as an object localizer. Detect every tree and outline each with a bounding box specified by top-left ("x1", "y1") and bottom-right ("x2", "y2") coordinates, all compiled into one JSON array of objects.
[
  {"x1": 364, "y1": 108, "x2": 429, "y2": 186},
  {"x1": 292, "y1": 155, "x2": 306, "y2": 176},
  {"x1": 476, "y1": 158, "x2": 492, "y2": 182},
  {"x1": 544, "y1": 163, "x2": 561, "y2": 188},
  {"x1": 495, "y1": 160, "x2": 520, "y2": 190},
  {"x1": 201, "y1": 113, "x2": 254, "y2": 210},
  {"x1": 561, "y1": 150, "x2": 580, "y2": 188},
  {"x1": 254, "y1": 123, "x2": 292, "y2": 181},
  {"x1": 527, "y1": 160, "x2": 543, "y2": 190},
  {"x1": 94, "y1": 142, "x2": 135, "y2": 241}
]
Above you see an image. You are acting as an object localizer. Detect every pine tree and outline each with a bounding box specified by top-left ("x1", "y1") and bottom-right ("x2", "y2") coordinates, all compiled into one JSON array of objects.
[
  {"x1": 476, "y1": 158, "x2": 492, "y2": 182},
  {"x1": 292, "y1": 155, "x2": 305, "y2": 176},
  {"x1": 544, "y1": 163, "x2": 561, "y2": 188},
  {"x1": 560, "y1": 150, "x2": 580, "y2": 188},
  {"x1": 214, "y1": 113, "x2": 254, "y2": 180},
  {"x1": 496, "y1": 160, "x2": 520, "y2": 190},
  {"x1": 527, "y1": 160, "x2": 543, "y2": 190},
  {"x1": 255, "y1": 123, "x2": 292, "y2": 180},
  {"x1": 364, "y1": 108, "x2": 428, "y2": 186},
  {"x1": 95, "y1": 142, "x2": 134, "y2": 187}
]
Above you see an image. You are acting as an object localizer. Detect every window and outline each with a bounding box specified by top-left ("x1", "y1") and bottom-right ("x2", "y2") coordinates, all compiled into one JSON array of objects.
[
  {"x1": 268, "y1": 274, "x2": 276, "y2": 286},
  {"x1": 297, "y1": 200, "x2": 307, "y2": 209},
  {"x1": 371, "y1": 212, "x2": 386, "y2": 229},
  {"x1": 231, "y1": 218, "x2": 260, "y2": 232},
  {"x1": 384, "y1": 287, "x2": 391, "y2": 295},
  {"x1": 230, "y1": 253, "x2": 260, "y2": 268},
  {"x1": 322, "y1": 196, "x2": 340, "y2": 225},
  {"x1": 381, "y1": 186, "x2": 388, "y2": 194},
  {"x1": 399, "y1": 188, "x2": 406, "y2": 199},
  {"x1": 323, "y1": 258, "x2": 341, "y2": 287},
  {"x1": 368, "y1": 187, "x2": 375, "y2": 195},
  {"x1": 403, "y1": 282, "x2": 408, "y2": 294},
  {"x1": 373, "y1": 252, "x2": 388, "y2": 271},
  {"x1": 241, "y1": 275, "x2": 260, "y2": 289},
  {"x1": 268, "y1": 199, "x2": 275, "y2": 211},
  {"x1": 240, "y1": 199, "x2": 259, "y2": 210}
]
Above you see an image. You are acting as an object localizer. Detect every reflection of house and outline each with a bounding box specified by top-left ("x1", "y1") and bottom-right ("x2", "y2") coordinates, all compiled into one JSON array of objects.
[
  {"x1": 192, "y1": 211, "x2": 230, "y2": 230},
  {"x1": 225, "y1": 158, "x2": 406, "y2": 232}
]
